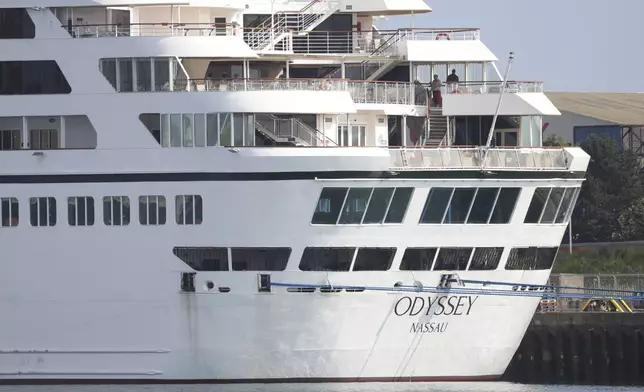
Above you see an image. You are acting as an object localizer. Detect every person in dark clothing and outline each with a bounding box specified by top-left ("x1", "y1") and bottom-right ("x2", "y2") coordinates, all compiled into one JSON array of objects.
[{"x1": 446, "y1": 69, "x2": 459, "y2": 83}]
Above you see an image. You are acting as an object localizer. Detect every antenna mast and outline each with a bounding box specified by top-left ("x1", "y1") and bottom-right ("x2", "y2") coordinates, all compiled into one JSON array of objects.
[{"x1": 483, "y1": 52, "x2": 515, "y2": 149}]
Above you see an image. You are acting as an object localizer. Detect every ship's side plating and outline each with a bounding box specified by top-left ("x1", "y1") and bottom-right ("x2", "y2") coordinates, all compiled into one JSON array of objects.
[{"x1": 0, "y1": 0, "x2": 589, "y2": 384}]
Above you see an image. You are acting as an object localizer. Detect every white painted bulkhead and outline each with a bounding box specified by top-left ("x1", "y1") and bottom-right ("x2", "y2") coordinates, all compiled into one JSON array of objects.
[{"x1": 0, "y1": 146, "x2": 585, "y2": 381}]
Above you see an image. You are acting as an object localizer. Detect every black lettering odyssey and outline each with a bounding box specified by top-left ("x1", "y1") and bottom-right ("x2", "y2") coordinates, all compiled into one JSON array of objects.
[{"x1": 394, "y1": 295, "x2": 479, "y2": 317}]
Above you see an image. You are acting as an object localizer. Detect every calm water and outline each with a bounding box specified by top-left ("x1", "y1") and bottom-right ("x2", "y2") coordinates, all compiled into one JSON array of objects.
[{"x1": 0, "y1": 384, "x2": 639, "y2": 392}]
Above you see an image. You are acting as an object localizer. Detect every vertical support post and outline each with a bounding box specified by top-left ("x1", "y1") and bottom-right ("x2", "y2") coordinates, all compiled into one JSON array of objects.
[
  {"x1": 21, "y1": 116, "x2": 27, "y2": 149},
  {"x1": 285, "y1": 60, "x2": 290, "y2": 79},
  {"x1": 341, "y1": 60, "x2": 345, "y2": 79},
  {"x1": 568, "y1": 220, "x2": 573, "y2": 254},
  {"x1": 59, "y1": 115, "x2": 66, "y2": 149},
  {"x1": 402, "y1": 115, "x2": 407, "y2": 147}
]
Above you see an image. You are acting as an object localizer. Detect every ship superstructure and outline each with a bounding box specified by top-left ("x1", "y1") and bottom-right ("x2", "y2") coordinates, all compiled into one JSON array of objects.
[{"x1": 0, "y1": 0, "x2": 588, "y2": 383}]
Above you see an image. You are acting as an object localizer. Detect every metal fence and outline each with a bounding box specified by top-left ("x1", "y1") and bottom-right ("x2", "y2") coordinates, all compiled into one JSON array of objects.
[{"x1": 541, "y1": 274, "x2": 644, "y2": 312}]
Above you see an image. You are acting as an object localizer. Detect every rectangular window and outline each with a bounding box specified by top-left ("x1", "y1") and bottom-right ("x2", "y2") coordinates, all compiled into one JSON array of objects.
[
  {"x1": 231, "y1": 247, "x2": 291, "y2": 271},
  {"x1": 555, "y1": 188, "x2": 577, "y2": 224},
  {"x1": 419, "y1": 188, "x2": 452, "y2": 223},
  {"x1": 299, "y1": 247, "x2": 355, "y2": 271},
  {"x1": 0, "y1": 61, "x2": 71, "y2": 95},
  {"x1": 384, "y1": 188, "x2": 414, "y2": 223},
  {"x1": 352, "y1": 248, "x2": 396, "y2": 271},
  {"x1": 489, "y1": 188, "x2": 521, "y2": 224},
  {"x1": 338, "y1": 188, "x2": 371, "y2": 224},
  {"x1": 540, "y1": 188, "x2": 564, "y2": 223},
  {"x1": 362, "y1": 188, "x2": 394, "y2": 224},
  {"x1": 29, "y1": 197, "x2": 57, "y2": 226},
  {"x1": 506, "y1": 247, "x2": 559, "y2": 270},
  {"x1": 139, "y1": 195, "x2": 166, "y2": 225},
  {"x1": 468, "y1": 247, "x2": 503, "y2": 270},
  {"x1": 173, "y1": 247, "x2": 229, "y2": 271},
  {"x1": 524, "y1": 188, "x2": 550, "y2": 223},
  {"x1": 443, "y1": 188, "x2": 476, "y2": 224},
  {"x1": 311, "y1": 187, "x2": 347, "y2": 224},
  {"x1": 67, "y1": 196, "x2": 94, "y2": 226},
  {"x1": 433, "y1": 248, "x2": 472, "y2": 271},
  {"x1": 29, "y1": 129, "x2": 59, "y2": 150},
  {"x1": 175, "y1": 195, "x2": 203, "y2": 225},
  {"x1": 0, "y1": 129, "x2": 21, "y2": 150},
  {"x1": 467, "y1": 188, "x2": 499, "y2": 224},
  {"x1": 400, "y1": 248, "x2": 438, "y2": 270},
  {"x1": 0, "y1": 197, "x2": 19, "y2": 227},
  {"x1": 103, "y1": 196, "x2": 130, "y2": 226}
]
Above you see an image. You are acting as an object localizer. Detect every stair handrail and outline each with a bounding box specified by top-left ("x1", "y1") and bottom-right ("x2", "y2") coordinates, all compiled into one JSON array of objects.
[{"x1": 291, "y1": 116, "x2": 337, "y2": 146}]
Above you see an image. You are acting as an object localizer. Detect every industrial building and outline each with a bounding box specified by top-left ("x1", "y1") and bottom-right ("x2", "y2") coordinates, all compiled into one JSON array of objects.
[{"x1": 544, "y1": 92, "x2": 644, "y2": 154}]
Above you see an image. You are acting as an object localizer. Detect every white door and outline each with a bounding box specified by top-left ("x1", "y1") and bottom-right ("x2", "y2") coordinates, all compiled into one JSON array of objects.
[{"x1": 337, "y1": 125, "x2": 366, "y2": 146}]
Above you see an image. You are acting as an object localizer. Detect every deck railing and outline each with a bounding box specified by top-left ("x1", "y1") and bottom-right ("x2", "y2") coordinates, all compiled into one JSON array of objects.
[
  {"x1": 348, "y1": 81, "x2": 426, "y2": 105},
  {"x1": 441, "y1": 80, "x2": 544, "y2": 94},
  {"x1": 388, "y1": 147, "x2": 569, "y2": 171},
  {"x1": 65, "y1": 23, "x2": 239, "y2": 38},
  {"x1": 178, "y1": 78, "x2": 349, "y2": 92}
]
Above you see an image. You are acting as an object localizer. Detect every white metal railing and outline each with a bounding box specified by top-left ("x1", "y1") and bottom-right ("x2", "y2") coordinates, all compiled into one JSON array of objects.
[
  {"x1": 178, "y1": 78, "x2": 349, "y2": 92},
  {"x1": 396, "y1": 28, "x2": 481, "y2": 41},
  {"x1": 245, "y1": 0, "x2": 340, "y2": 51},
  {"x1": 388, "y1": 147, "x2": 569, "y2": 171},
  {"x1": 348, "y1": 81, "x2": 425, "y2": 105},
  {"x1": 66, "y1": 23, "x2": 239, "y2": 38},
  {"x1": 290, "y1": 31, "x2": 396, "y2": 55},
  {"x1": 441, "y1": 81, "x2": 544, "y2": 94}
]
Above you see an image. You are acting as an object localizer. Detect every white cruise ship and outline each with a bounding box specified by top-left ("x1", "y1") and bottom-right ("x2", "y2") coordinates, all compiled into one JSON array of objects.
[{"x1": 0, "y1": 0, "x2": 588, "y2": 384}]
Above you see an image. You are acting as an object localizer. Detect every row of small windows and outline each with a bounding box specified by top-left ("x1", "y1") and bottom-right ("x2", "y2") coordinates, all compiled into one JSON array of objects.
[
  {"x1": 100, "y1": 58, "x2": 182, "y2": 93},
  {"x1": 312, "y1": 187, "x2": 414, "y2": 225},
  {"x1": 139, "y1": 112, "x2": 255, "y2": 148},
  {"x1": 0, "y1": 195, "x2": 202, "y2": 227},
  {"x1": 420, "y1": 187, "x2": 520, "y2": 224},
  {"x1": 173, "y1": 246, "x2": 558, "y2": 272},
  {"x1": 524, "y1": 187, "x2": 580, "y2": 224}
]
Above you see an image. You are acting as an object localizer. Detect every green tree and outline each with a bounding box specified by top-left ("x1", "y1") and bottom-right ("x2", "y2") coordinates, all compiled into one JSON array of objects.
[
  {"x1": 543, "y1": 134, "x2": 572, "y2": 147},
  {"x1": 571, "y1": 134, "x2": 644, "y2": 242}
]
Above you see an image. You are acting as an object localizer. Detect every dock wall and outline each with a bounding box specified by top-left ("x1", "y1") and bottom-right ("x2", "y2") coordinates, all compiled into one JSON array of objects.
[{"x1": 503, "y1": 312, "x2": 644, "y2": 385}]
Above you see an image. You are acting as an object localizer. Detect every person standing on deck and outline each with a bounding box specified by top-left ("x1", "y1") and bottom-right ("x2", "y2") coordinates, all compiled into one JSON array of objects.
[
  {"x1": 446, "y1": 69, "x2": 459, "y2": 93},
  {"x1": 431, "y1": 74, "x2": 443, "y2": 107}
]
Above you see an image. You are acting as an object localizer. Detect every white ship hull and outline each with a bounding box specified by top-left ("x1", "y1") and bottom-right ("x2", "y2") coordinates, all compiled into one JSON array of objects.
[
  {"x1": 0, "y1": 272, "x2": 545, "y2": 382},
  {"x1": 0, "y1": 148, "x2": 583, "y2": 383}
]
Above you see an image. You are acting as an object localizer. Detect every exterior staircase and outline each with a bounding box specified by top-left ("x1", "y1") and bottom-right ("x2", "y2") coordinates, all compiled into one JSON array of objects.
[
  {"x1": 255, "y1": 114, "x2": 336, "y2": 146},
  {"x1": 424, "y1": 107, "x2": 449, "y2": 147},
  {"x1": 246, "y1": 0, "x2": 341, "y2": 52},
  {"x1": 361, "y1": 31, "x2": 407, "y2": 81}
]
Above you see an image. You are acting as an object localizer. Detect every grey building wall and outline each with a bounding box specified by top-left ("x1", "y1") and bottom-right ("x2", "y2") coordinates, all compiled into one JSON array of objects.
[{"x1": 543, "y1": 111, "x2": 614, "y2": 143}]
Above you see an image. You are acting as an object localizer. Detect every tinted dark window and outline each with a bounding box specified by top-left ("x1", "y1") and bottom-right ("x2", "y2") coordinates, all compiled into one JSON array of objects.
[
  {"x1": 384, "y1": 187, "x2": 413, "y2": 223},
  {"x1": 444, "y1": 188, "x2": 476, "y2": 224},
  {"x1": 489, "y1": 188, "x2": 521, "y2": 224},
  {"x1": 299, "y1": 247, "x2": 355, "y2": 271},
  {"x1": 68, "y1": 196, "x2": 95, "y2": 226},
  {"x1": 536, "y1": 247, "x2": 559, "y2": 270},
  {"x1": 312, "y1": 187, "x2": 347, "y2": 224},
  {"x1": 505, "y1": 247, "x2": 539, "y2": 270},
  {"x1": 0, "y1": 61, "x2": 71, "y2": 95},
  {"x1": 173, "y1": 247, "x2": 229, "y2": 271},
  {"x1": 433, "y1": 248, "x2": 472, "y2": 270},
  {"x1": 468, "y1": 247, "x2": 503, "y2": 270},
  {"x1": 0, "y1": 9, "x2": 35, "y2": 39},
  {"x1": 467, "y1": 188, "x2": 499, "y2": 224},
  {"x1": 231, "y1": 247, "x2": 291, "y2": 271},
  {"x1": 524, "y1": 188, "x2": 550, "y2": 223},
  {"x1": 541, "y1": 188, "x2": 564, "y2": 223},
  {"x1": 400, "y1": 248, "x2": 437, "y2": 270},
  {"x1": 554, "y1": 188, "x2": 575, "y2": 224},
  {"x1": 338, "y1": 188, "x2": 371, "y2": 224},
  {"x1": 362, "y1": 188, "x2": 394, "y2": 224},
  {"x1": 419, "y1": 188, "x2": 452, "y2": 223},
  {"x1": 29, "y1": 197, "x2": 56, "y2": 227},
  {"x1": 353, "y1": 248, "x2": 396, "y2": 271}
]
